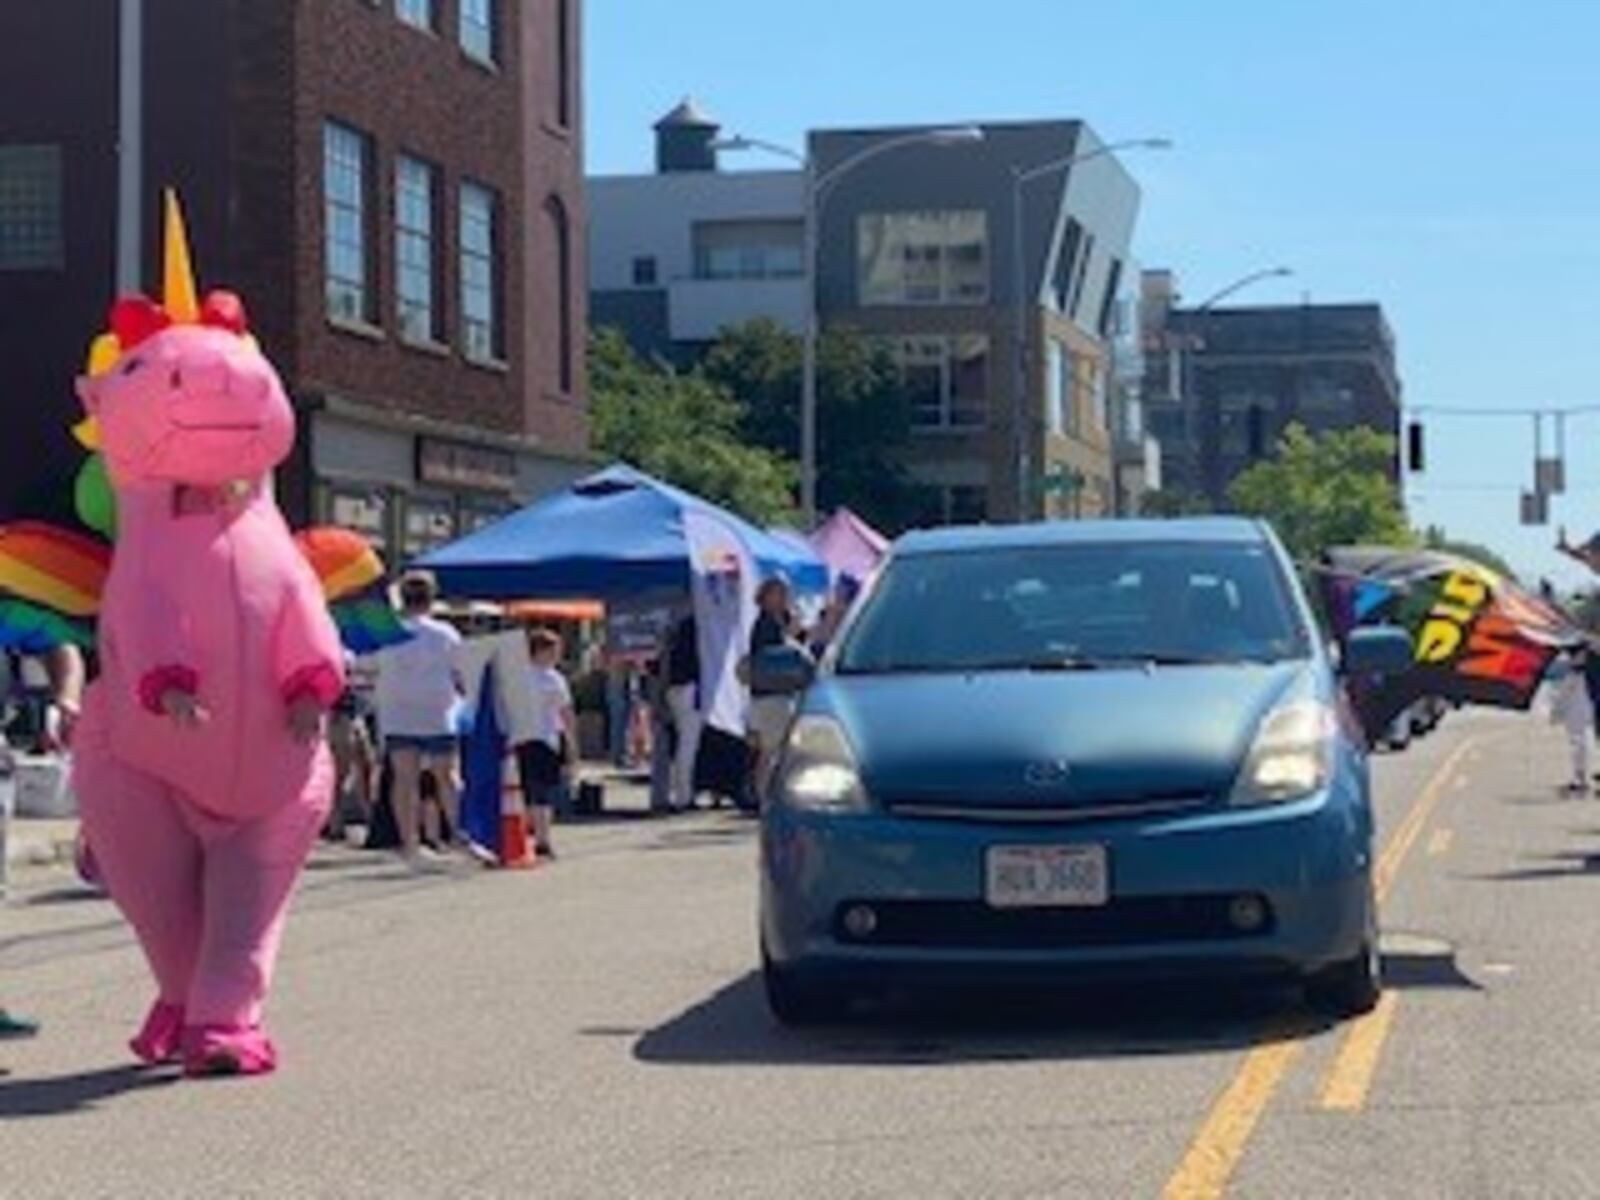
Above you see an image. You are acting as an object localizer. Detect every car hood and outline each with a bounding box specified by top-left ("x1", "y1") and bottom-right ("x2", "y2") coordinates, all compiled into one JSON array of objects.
[{"x1": 813, "y1": 662, "x2": 1314, "y2": 807}]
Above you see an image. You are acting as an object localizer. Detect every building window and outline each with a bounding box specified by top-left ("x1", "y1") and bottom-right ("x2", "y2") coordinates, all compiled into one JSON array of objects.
[
  {"x1": 395, "y1": 0, "x2": 435, "y2": 31},
  {"x1": 1098, "y1": 259, "x2": 1124, "y2": 338},
  {"x1": 327, "y1": 484, "x2": 391, "y2": 560},
  {"x1": 692, "y1": 219, "x2": 804, "y2": 281},
  {"x1": 632, "y1": 256, "x2": 658, "y2": 287},
  {"x1": 859, "y1": 210, "x2": 988, "y2": 305},
  {"x1": 546, "y1": 195, "x2": 574, "y2": 394},
  {"x1": 395, "y1": 155, "x2": 439, "y2": 344},
  {"x1": 890, "y1": 335, "x2": 990, "y2": 431},
  {"x1": 323, "y1": 122, "x2": 373, "y2": 323},
  {"x1": 1068, "y1": 233, "x2": 1096, "y2": 320},
  {"x1": 1053, "y1": 219, "x2": 1083, "y2": 311},
  {"x1": 459, "y1": 181, "x2": 500, "y2": 363},
  {"x1": 556, "y1": 0, "x2": 573, "y2": 127},
  {"x1": 0, "y1": 145, "x2": 63, "y2": 271},
  {"x1": 460, "y1": 0, "x2": 496, "y2": 64}
]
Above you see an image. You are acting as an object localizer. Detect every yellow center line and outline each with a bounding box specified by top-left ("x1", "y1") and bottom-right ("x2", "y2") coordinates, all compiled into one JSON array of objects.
[
  {"x1": 1316, "y1": 738, "x2": 1480, "y2": 1112},
  {"x1": 1317, "y1": 991, "x2": 1400, "y2": 1111},
  {"x1": 1160, "y1": 737, "x2": 1478, "y2": 1197}
]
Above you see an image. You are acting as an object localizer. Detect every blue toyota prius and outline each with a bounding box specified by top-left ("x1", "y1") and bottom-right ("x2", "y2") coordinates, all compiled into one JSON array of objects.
[{"x1": 756, "y1": 518, "x2": 1410, "y2": 1025}]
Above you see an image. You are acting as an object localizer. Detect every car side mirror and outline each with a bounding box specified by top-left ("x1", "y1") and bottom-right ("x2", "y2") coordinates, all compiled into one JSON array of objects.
[
  {"x1": 750, "y1": 644, "x2": 816, "y2": 696},
  {"x1": 1343, "y1": 626, "x2": 1413, "y2": 677}
]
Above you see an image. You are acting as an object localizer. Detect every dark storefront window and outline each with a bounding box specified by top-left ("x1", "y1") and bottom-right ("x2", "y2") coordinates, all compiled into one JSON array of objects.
[
  {"x1": 403, "y1": 492, "x2": 459, "y2": 560},
  {"x1": 327, "y1": 483, "x2": 393, "y2": 564},
  {"x1": 0, "y1": 145, "x2": 63, "y2": 271}
]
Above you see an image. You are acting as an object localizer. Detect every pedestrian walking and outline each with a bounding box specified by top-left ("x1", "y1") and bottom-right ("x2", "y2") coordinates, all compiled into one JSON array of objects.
[
  {"x1": 324, "y1": 652, "x2": 376, "y2": 842},
  {"x1": 371, "y1": 571, "x2": 467, "y2": 870},
  {"x1": 516, "y1": 628, "x2": 578, "y2": 859},
  {"x1": 665, "y1": 612, "x2": 701, "y2": 811},
  {"x1": 1550, "y1": 647, "x2": 1595, "y2": 795}
]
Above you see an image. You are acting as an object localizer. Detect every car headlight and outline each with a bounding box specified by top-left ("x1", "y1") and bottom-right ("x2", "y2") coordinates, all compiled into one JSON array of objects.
[
  {"x1": 1231, "y1": 700, "x2": 1336, "y2": 806},
  {"x1": 777, "y1": 715, "x2": 868, "y2": 812}
]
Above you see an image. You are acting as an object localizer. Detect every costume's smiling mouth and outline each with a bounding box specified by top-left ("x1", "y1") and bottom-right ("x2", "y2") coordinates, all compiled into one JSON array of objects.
[{"x1": 170, "y1": 420, "x2": 264, "y2": 433}]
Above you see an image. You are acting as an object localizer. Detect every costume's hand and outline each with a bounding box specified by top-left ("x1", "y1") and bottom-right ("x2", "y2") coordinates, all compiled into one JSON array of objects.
[
  {"x1": 287, "y1": 696, "x2": 325, "y2": 744},
  {"x1": 161, "y1": 690, "x2": 210, "y2": 729}
]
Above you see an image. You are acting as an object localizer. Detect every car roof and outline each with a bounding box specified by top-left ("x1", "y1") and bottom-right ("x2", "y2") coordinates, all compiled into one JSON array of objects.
[{"x1": 894, "y1": 517, "x2": 1272, "y2": 557}]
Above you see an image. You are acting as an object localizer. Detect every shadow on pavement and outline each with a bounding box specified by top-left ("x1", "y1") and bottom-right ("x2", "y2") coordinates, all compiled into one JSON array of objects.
[
  {"x1": 22, "y1": 886, "x2": 107, "y2": 907},
  {"x1": 1472, "y1": 848, "x2": 1600, "y2": 883},
  {"x1": 633, "y1": 972, "x2": 1332, "y2": 1068},
  {"x1": 0, "y1": 1064, "x2": 178, "y2": 1118},
  {"x1": 1382, "y1": 950, "x2": 1481, "y2": 991}
]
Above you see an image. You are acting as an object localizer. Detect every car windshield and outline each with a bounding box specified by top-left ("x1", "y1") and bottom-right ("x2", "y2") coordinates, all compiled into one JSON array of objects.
[{"x1": 836, "y1": 540, "x2": 1309, "y2": 675}]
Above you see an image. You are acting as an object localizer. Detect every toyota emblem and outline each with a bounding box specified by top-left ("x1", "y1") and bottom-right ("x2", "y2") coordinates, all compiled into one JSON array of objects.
[{"x1": 1023, "y1": 760, "x2": 1072, "y2": 788}]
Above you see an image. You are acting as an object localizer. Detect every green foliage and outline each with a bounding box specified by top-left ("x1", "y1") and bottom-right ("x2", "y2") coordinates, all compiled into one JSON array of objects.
[
  {"x1": 1228, "y1": 423, "x2": 1411, "y2": 561},
  {"x1": 588, "y1": 329, "x2": 797, "y2": 527},
  {"x1": 701, "y1": 319, "x2": 921, "y2": 532}
]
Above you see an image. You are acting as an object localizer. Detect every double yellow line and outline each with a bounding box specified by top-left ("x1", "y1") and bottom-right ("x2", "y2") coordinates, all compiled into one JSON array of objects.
[{"x1": 1161, "y1": 738, "x2": 1477, "y2": 1199}]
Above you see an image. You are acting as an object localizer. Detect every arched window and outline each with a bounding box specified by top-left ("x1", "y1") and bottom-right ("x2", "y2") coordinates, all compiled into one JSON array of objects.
[{"x1": 545, "y1": 195, "x2": 573, "y2": 394}]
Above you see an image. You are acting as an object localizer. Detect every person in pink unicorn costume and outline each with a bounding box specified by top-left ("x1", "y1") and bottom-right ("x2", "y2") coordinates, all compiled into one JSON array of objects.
[{"x1": 71, "y1": 195, "x2": 344, "y2": 1078}]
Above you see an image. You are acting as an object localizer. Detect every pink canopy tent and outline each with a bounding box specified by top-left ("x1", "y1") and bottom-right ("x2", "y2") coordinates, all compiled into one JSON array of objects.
[{"x1": 807, "y1": 508, "x2": 890, "y2": 585}]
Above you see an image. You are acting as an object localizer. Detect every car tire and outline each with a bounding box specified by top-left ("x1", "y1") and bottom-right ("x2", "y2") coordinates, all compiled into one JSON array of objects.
[
  {"x1": 1307, "y1": 937, "x2": 1381, "y2": 1018},
  {"x1": 762, "y1": 951, "x2": 844, "y2": 1027}
]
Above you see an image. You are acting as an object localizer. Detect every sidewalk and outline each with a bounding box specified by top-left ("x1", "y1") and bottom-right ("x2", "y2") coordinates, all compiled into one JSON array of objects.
[{"x1": 2, "y1": 816, "x2": 78, "y2": 871}]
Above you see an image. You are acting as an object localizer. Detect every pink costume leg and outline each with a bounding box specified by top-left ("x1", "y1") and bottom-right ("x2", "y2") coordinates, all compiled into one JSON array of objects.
[
  {"x1": 75, "y1": 719, "x2": 203, "y2": 1064},
  {"x1": 183, "y1": 755, "x2": 331, "y2": 1075}
]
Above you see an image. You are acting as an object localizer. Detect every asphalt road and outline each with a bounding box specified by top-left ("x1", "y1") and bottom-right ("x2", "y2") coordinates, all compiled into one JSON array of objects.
[{"x1": 1, "y1": 708, "x2": 1592, "y2": 1199}]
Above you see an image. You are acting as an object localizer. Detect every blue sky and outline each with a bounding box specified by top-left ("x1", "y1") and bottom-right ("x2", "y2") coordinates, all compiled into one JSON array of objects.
[{"x1": 586, "y1": 0, "x2": 1600, "y2": 584}]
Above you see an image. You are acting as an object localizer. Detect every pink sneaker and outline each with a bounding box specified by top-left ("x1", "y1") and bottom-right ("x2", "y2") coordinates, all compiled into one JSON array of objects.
[
  {"x1": 181, "y1": 1024, "x2": 279, "y2": 1078},
  {"x1": 129, "y1": 1001, "x2": 185, "y2": 1065}
]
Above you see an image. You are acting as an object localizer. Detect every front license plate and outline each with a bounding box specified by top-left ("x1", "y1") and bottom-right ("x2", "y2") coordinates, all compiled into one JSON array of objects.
[{"x1": 985, "y1": 845, "x2": 1109, "y2": 908}]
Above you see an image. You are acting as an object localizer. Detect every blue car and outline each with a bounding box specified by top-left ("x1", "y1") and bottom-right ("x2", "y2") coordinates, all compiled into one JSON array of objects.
[{"x1": 756, "y1": 518, "x2": 1410, "y2": 1025}]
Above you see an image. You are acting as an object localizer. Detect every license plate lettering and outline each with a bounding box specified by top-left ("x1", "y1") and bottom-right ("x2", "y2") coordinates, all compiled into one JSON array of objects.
[{"x1": 985, "y1": 845, "x2": 1108, "y2": 908}]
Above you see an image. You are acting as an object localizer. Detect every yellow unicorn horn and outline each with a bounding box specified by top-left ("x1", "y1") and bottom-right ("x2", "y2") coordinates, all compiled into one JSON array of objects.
[{"x1": 162, "y1": 189, "x2": 200, "y2": 323}]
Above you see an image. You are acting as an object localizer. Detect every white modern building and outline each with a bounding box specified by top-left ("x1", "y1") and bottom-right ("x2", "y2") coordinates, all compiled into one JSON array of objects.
[{"x1": 588, "y1": 99, "x2": 805, "y2": 359}]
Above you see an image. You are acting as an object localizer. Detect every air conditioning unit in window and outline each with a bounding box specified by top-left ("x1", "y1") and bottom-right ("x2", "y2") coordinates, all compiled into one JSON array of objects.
[
  {"x1": 328, "y1": 289, "x2": 361, "y2": 322},
  {"x1": 399, "y1": 309, "x2": 430, "y2": 344}
]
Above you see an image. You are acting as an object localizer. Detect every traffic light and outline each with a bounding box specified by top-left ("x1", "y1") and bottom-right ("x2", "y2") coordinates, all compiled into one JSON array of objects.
[{"x1": 1406, "y1": 421, "x2": 1425, "y2": 473}]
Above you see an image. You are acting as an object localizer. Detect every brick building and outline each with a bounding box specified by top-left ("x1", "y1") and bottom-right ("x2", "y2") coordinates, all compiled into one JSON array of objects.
[
  {"x1": 0, "y1": 0, "x2": 589, "y2": 566},
  {"x1": 1141, "y1": 271, "x2": 1401, "y2": 507}
]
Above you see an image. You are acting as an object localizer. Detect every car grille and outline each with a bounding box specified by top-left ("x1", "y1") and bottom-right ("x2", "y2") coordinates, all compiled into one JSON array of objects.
[
  {"x1": 834, "y1": 895, "x2": 1273, "y2": 950},
  {"x1": 883, "y1": 794, "x2": 1213, "y2": 825}
]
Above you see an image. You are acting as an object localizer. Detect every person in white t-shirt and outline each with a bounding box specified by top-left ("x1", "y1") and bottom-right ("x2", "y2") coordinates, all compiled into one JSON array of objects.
[
  {"x1": 371, "y1": 572, "x2": 465, "y2": 869},
  {"x1": 515, "y1": 628, "x2": 578, "y2": 860}
]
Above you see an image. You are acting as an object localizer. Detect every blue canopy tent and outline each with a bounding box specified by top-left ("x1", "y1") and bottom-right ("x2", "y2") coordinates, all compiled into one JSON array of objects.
[{"x1": 416, "y1": 464, "x2": 828, "y2": 601}]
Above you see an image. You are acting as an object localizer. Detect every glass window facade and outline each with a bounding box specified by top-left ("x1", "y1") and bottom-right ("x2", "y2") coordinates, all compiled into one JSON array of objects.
[
  {"x1": 692, "y1": 219, "x2": 804, "y2": 281},
  {"x1": 396, "y1": 0, "x2": 434, "y2": 31},
  {"x1": 459, "y1": 181, "x2": 500, "y2": 362},
  {"x1": 395, "y1": 155, "x2": 438, "y2": 344},
  {"x1": 859, "y1": 210, "x2": 989, "y2": 306},
  {"x1": 888, "y1": 335, "x2": 991, "y2": 431},
  {"x1": 323, "y1": 122, "x2": 371, "y2": 323},
  {"x1": 460, "y1": 0, "x2": 496, "y2": 63}
]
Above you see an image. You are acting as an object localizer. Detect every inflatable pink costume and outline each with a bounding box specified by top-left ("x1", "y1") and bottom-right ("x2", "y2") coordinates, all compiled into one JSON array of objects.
[{"x1": 72, "y1": 197, "x2": 343, "y2": 1077}]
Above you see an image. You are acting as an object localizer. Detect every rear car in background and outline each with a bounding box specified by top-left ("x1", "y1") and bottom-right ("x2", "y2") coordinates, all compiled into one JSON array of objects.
[{"x1": 756, "y1": 519, "x2": 1410, "y2": 1024}]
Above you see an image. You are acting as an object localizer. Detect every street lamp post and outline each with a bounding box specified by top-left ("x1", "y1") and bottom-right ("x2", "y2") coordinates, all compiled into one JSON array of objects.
[
  {"x1": 716, "y1": 126, "x2": 984, "y2": 528},
  {"x1": 1010, "y1": 137, "x2": 1170, "y2": 521},
  {"x1": 1179, "y1": 266, "x2": 1294, "y2": 504}
]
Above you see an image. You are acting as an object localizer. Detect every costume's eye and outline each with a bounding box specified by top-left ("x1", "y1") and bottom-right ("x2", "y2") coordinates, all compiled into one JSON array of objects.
[
  {"x1": 120, "y1": 357, "x2": 145, "y2": 377},
  {"x1": 169, "y1": 368, "x2": 183, "y2": 390}
]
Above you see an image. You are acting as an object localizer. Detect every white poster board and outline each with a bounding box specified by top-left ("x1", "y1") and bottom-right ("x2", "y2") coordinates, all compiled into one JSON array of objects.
[{"x1": 456, "y1": 632, "x2": 537, "y2": 747}]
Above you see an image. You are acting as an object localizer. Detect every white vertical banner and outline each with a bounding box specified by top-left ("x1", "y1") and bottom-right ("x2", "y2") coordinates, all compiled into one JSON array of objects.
[{"x1": 683, "y1": 510, "x2": 757, "y2": 736}]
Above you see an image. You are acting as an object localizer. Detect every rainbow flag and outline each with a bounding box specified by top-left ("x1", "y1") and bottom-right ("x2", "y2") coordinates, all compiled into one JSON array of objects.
[
  {"x1": 0, "y1": 598, "x2": 92, "y2": 654},
  {"x1": 0, "y1": 522, "x2": 111, "y2": 619},
  {"x1": 294, "y1": 527, "x2": 385, "y2": 602}
]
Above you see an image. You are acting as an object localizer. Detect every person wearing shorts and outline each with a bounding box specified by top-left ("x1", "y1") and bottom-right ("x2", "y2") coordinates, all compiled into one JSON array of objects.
[
  {"x1": 371, "y1": 572, "x2": 465, "y2": 870},
  {"x1": 748, "y1": 576, "x2": 804, "y2": 802},
  {"x1": 515, "y1": 629, "x2": 577, "y2": 859}
]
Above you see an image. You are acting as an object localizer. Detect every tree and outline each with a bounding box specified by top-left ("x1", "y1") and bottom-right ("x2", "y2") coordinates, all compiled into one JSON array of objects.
[
  {"x1": 701, "y1": 319, "x2": 921, "y2": 532},
  {"x1": 1228, "y1": 424, "x2": 1411, "y2": 562},
  {"x1": 588, "y1": 329, "x2": 797, "y2": 526}
]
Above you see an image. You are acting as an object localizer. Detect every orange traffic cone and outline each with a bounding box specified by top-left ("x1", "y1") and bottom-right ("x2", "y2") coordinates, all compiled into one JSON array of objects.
[{"x1": 497, "y1": 751, "x2": 538, "y2": 870}]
